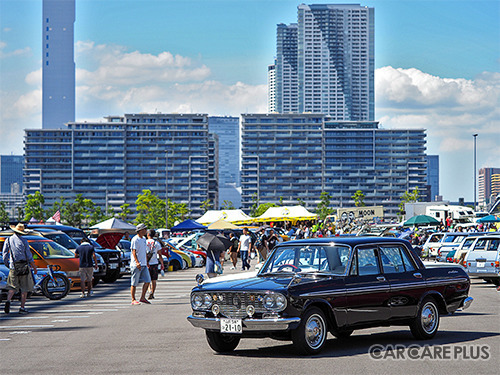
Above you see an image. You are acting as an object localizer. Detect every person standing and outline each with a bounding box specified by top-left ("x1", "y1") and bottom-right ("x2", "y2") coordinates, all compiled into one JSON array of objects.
[
  {"x1": 146, "y1": 229, "x2": 165, "y2": 300},
  {"x1": 75, "y1": 237, "x2": 98, "y2": 298},
  {"x1": 2, "y1": 223, "x2": 37, "y2": 314},
  {"x1": 237, "y1": 227, "x2": 252, "y2": 271},
  {"x1": 267, "y1": 229, "x2": 279, "y2": 252},
  {"x1": 130, "y1": 223, "x2": 151, "y2": 305},
  {"x1": 228, "y1": 232, "x2": 239, "y2": 270},
  {"x1": 255, "y1": 228, "x2": 269, "y2": 262}
]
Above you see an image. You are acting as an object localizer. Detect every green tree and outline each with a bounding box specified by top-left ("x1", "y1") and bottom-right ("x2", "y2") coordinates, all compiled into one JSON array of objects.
[
  {"x1": 399, "y1": 187, "x2": 420, "y2": 218},
  {"x1": 48, "y1": 197, "x2": 66, "y2": 222},
  {"x1": 117, "y1": 203, "x2": 132, "y2": 222},
  {"x1": 221, "y1": 200, "x2": 235, "y2": 210},
  {"x1": 200, "y1": 199, "x2": 213, "y2": 214},
  {"x1": 249, "y1": 193, "x2": 259, "y2": 217},
  {"x1": 352, "y1": 190, "x2": 365, "y2": 207},
  {"x1": 135, "y1": 189, "x2": 167, "y2": 228},
  {"x1": 167, "y1": 199, "x2": 189, "y2": 228},
  {"x1": 296, "y1": 198, "x2": 306, "y2": 207},
  {"x1": 16, "y1": 206, "x2": 24, "y2": 222},
  {"x1": 0, "y1": 202, "x2": 10, "y2": 225},
  {"x1": 279, "y1": 196, "x2": 284, "y2": 206},
  {"x1": 24, "y1": 191, "x2": 46, "y2": 221},
  {"x1": 316, "y1": 192, "x2": 333, "y2": 221}
]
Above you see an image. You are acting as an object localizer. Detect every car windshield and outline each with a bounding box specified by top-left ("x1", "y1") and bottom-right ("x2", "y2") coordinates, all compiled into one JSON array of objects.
[
  {"x1": 29, "y1": 240, "x2": 75, "y2": 258},
  {"x1": 89, "y1": 239, "x2": 103, "y2": 249},
  {"x1": 260, "y1": 244, "x2": 351, "y2": 275},
  {"x1": 44, "y1": 233, "x2": 79, "y2": 250},
  {"x1": 429, "y1": 234, "x2": 443, "y2": 242}
]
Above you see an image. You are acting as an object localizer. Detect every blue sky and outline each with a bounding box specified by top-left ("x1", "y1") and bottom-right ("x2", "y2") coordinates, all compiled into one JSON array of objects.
[{"x1": 0, "y1": 0, "x2": 499, "y2": 202}]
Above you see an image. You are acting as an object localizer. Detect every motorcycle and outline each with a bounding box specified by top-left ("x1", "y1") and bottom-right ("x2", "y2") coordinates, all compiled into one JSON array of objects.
[{"x1": 32, "y1": 265, "x2": 71, "y2": 300}]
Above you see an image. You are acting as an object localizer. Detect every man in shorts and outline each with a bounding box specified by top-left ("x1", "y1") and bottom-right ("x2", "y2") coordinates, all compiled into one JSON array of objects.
[
  {"x1": 75, "y1": 237, "x2": 98, "y2": 298},
  {"x1": 2, "y1": 223, "x2": 37, "y2": 314},
  {"x1": 130, "y1": 223, "x2": 151, "y2": 305},
  {"x1": 146, "y1": 229, "x2": 165, "y2": 300},
  {"x1": 229, "y1": 232, "x2": 239, "y2": 270}
]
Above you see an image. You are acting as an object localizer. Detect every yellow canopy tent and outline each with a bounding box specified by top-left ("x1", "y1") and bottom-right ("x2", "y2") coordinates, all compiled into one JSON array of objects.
[
  {"x1": 196, "y1": 209, "x2": 254, "y2": 225},
  {"x1": 207, "y1": 219, "x2": 241, "y2": 230}
]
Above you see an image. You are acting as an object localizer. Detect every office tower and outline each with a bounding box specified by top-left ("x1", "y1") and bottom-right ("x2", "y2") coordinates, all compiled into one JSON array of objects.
[
  {"x1": 42, "y1": 0, "x2": 75, "y2": 129},
  {"x1": 272, "y1": 4, "x2": 374, "y2": 120},
  {"x1": 208, "y1": 133, "x2": 219, "y2": 209},
  {"x1": 208, "y1": 116, "x2": 241, "y2": 208},
  {"x1": 0, "y1": 155, "x2": 23, "y2": 194},
  {"x1": 24, "y1": 114, "x2": 214, "y2": 218},
  {"x1": 478, "y1": 167, "x2": 500, "y2": 209},
  {"x1": 426, "y1": 155, "x2": 439, "y2": 201},
  {"x1": 268, "y1": 64, "x2": 277, "y2": 113},
  {"x1": 241, "y1": 114, "x2": 426, "y2": 219}
]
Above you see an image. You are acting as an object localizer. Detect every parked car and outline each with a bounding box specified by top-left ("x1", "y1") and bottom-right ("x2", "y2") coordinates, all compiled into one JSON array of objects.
[
  {"x1": 464, "y1": 234, "x2": 500, "y2": 286},
  {"x1": 454, "y1": 234, "x2": 485, "y2": 264},
  {"x1": 436, "y1": 232, "x2": 469, "y2": 262},
  {"x1": 422, "y1": 233, "x2": 445, "y2": 257},
  {"x1": 32, "y1": 228, "x2": 106, "y2": 283},
  {"x1": 188, "y1": 237, "x2": 473, "y2": 355},
  {"x1": 116, "y1": 239, "x2": 132, "y2": 276},
  {"x1": 158, "y1": 240, "x2": 186, "y2": 271},
  {"x1": 0, "y1": 233, "x2": 81, "y2": 290}
]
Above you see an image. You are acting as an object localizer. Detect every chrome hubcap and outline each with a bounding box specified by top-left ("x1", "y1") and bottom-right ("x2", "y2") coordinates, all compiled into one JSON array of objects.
[
  {"x1": 305, "y1": 314, "x2": 325, "y2": 349},
  {"x1": 421, "y1": 302, "x2": 438, "y2": 333}
]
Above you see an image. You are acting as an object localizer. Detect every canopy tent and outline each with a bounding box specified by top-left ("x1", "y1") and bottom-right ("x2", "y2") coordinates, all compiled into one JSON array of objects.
[
  {"x1": 254, "y1": 205, "x2": 318, "y2": 223},
  {"x1": 403, "y1": 215, "x2": 440, "y2": 227},
  {"x1": 196, "y1": 210, "x2": 254, "y2": 225},
  {"x1": 207, "y1": 219, "x2": 241, "y2": 230},
  {"x1": 89, "y1": 218, "x2": 137, "y2": 234},
  {"x1": 477, "y1": 214, "x2": 500, "y2": 223},
  {"x1": 170, "y1": 219, "x2": 207, "y2": 232}
]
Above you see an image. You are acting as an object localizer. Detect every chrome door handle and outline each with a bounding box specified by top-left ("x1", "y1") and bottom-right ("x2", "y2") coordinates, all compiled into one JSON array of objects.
[
  {"x1": 413, "y1": 273, "x2": 422, "y2": 279},
  {"x1": 377, "y1": 276, "x2": 386, "y2": 281}
]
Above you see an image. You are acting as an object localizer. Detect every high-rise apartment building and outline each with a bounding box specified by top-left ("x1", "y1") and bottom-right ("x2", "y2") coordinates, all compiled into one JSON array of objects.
[
  {"x1": 478, "y1": 167, "x2": 500, "y2": 209},
  {"x1": 271, "y1": 4, "x2": 374, "y2": 121},
  {"x1": 24, "y1": 114, "x2": 214, "y2": 218},
  {"x1": 268, "y1": 64, "x2": 277, "y2": 112},
  {"x1": 0, "y1": 155, "x2": 23, "y2": 194},
  {"x1": 42, "y1": 0, "x2": 75, "y2": 129},
  {"x1": 208, "y1": 116, "x2": 241, "y2": 208},
  {"x1": 241, "y1": 114, "x2": 426, "y2": 219}
]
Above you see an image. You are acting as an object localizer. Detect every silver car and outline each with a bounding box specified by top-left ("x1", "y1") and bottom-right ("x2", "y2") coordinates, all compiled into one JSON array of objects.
[{"x1": 464, "y1": 235, "x2": 500, "y2": 286}]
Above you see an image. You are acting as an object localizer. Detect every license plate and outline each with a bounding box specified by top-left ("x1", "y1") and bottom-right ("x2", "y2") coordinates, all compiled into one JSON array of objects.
[
  {"x1": 220, "y1": 318, "x2": 242, "y2": 334},
  {"x1": 109, "y1": 263, "x2": 118, "y2": 269},
  {"x1": 477, "y1": 262, "x2": 485, "y2": 268}
]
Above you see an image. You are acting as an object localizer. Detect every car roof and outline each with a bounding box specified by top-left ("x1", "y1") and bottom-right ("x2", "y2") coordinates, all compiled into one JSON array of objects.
[
  {"x1": 27, "y1": 224, "x2": 84, "y2": 232},
  {"x1": 279, "y1": 236, "x2": 412, "y2": 247}
]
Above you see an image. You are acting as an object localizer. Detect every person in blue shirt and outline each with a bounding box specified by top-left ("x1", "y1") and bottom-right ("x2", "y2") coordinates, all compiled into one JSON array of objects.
[{"x1": 75, "y1": 237, "x2": 98, "y2": 298}]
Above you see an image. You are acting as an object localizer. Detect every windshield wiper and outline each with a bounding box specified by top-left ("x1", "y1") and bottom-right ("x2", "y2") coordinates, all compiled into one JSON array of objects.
[
  {"x1": 297, "y1": 270, "x2": 334, "y2": 276},
  {"x1": 258, "y1": 270, "x2": 295, "y2": 277}
]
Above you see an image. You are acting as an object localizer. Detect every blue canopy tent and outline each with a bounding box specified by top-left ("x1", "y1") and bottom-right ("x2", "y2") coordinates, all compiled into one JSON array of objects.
[
  {"x1": 170, "y1": 219, "x2": 207, "y2": 232},
  {"x1": 477, "y1": 215, "x2": 500, "y2": 223}
]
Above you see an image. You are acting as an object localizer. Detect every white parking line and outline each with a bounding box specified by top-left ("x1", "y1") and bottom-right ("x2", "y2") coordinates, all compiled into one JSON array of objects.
[
  {"x1": 0, "y1": 316, "x2": 50, "y2": 320},
  {"x1": 39, "y1": 309, "x2": 118, "y2": 313},
  {"x1": 0, "y1": 325, "x2": 54, "y2": 329},
  {"x1": 0, "y1": 338, "x2": 11, "y2": 340}
]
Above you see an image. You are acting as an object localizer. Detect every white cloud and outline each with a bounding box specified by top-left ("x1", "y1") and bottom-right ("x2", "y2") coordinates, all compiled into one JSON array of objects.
[{"x1": 0, "y1": 41, "x2": 31, "y2": 58}]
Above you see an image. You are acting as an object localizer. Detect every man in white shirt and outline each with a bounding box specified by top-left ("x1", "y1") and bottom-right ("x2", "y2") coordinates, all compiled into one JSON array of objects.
[
  {"x1": 130, "y1": 223, "x2": 151, "y2": 305},
  {"x1": 237, "y1": 227, "x2": 252, "y2": 271}
]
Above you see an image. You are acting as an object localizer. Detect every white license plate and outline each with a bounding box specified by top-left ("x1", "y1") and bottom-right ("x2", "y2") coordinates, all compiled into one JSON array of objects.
[
  {"x1": 109, "y1": 263, "x2": 118, "y2": 269},
  {"x1": 477, "y1": 262, "x2": 485, "y2": 268},
  {"x1": 220, "y1": 318, "x2": 242, "y2": 334}
]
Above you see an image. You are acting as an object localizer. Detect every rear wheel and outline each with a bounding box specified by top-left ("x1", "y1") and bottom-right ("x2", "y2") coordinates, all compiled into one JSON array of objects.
[
  {"x1": 292, "y1": 307, "x2": 328, "y2": 355},
  {"x1": 171, "y1": 260, "x2": 181, "y2": 271},
  {"x1": 410, "y1": 297, "x2": 440, "y2": 339},
  {"x1": 205, "y1": 331, "x2": 240, "y2": 353},
  {"x1": 41, "y1": 274, "x2": 70, "y2": 300}
]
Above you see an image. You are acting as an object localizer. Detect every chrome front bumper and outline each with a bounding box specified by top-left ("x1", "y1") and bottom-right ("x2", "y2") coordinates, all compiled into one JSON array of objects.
[
  {"x1": 187, "y1": 315, "x2": 301, "y2": 331},
  {"x1": 462, "y1": 296, "x2": 473, "y2": 310}
]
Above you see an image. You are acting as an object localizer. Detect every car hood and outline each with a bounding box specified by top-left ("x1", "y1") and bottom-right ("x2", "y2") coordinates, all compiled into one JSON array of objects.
[{"x1": 196, "y1": 272, "x2": 302, "y2": 293}]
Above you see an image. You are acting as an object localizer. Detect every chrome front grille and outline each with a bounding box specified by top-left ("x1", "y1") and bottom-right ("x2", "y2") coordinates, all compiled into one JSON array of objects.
[{"x1": 217, "y1": 292, "x2": 266, "y2": 319}]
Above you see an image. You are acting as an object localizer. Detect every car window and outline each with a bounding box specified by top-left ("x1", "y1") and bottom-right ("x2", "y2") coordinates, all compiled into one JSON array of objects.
[
  {"x1": 429, "y1": 234, "x2": 443, "y2": 242},
  {"x1": 379, "y1": 246, "x2": 405, "y2": 273},
  {"x1": 473, "y1": 239, "x2": 487, "y2": 251},
  {"x1": 462, "y1": 238, "x2": 476, "y2": 249},
  {"x1": 357, "y1": 248, "x2": 380, "y2": 276},
  {"x1": 486, "y1": 239, "x2": 499, "y2": 251},
  {"x1": 29, "y1": 241, "x2": 74, "y2": 258},
  {"x1": 400, "y1": 248, "x2": 416, "y2": 271}
]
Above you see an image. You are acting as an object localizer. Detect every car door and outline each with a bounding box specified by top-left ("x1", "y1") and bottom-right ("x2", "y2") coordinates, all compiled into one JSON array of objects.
[
  {"x1": 378, "y1": 244, "x2": 427, "y2": 319},
  {"x1": 344, "y1": 245, "x2": 390, "y2": 325}
]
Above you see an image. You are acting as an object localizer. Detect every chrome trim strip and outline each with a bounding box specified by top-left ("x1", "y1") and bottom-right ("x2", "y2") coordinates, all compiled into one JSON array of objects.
[{"x1": 187, "y1": 315, "x2": 301, "y2": 331}]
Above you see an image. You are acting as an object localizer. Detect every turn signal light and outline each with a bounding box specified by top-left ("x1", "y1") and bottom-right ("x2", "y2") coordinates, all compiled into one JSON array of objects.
[{"x1": 495, "y1": 261, "x2": 499, "y2": 268}]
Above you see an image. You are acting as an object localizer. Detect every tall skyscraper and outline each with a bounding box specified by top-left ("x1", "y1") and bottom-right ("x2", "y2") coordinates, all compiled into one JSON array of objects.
[
  {"x1": 268, "y1": 64, "x2": 277, "y2": 112},
  {"x1": 0, "y1": 155, "x2": 23, "y2": 194},
  {"x1": 42, "y1": 0, "x2": 75, "y2": 129},
  {"x1": 478, "y1": 167, "x2": 500, "y2": 209},
  {"x1": 426, "y1": 155, "x2": 440, "y2": 201},
  {"x1": 272, "y1": 4, "x2": 374, "y2": 121}
]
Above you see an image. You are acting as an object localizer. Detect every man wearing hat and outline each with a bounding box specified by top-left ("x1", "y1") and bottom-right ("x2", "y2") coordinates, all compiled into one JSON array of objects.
[
  {"x1": 130, "y1": 223, "x2": 151, "y2": 305},
  {"x1": 2, "y1": 223, "x2": 37, "y2": 314}
]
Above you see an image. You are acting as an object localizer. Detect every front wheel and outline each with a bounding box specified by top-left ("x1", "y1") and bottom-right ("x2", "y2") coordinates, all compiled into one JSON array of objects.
[
  {"x1": 410, "y1": 297, "x2": 440, "y2": 339},
  {"x1": 292, "y1": 307, "x2": 328, "y2": 355},
  {"x1": 205, "y1": 331, "x2": 240, "y2": 353},
  {"x1": 41, "y1": 273, "x2": 70, "y2": 300}
]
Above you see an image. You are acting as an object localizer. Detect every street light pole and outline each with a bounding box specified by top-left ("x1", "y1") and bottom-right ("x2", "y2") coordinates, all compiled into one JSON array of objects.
[
  {"x1": 473, "y1": 134, "x2": 478, "y2": 211},
  {"x1": 165, "y1": 151, "x2": 169, "y2": 228}
]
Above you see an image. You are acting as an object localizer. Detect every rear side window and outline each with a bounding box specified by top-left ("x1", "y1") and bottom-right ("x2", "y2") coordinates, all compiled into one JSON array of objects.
[
  {"x1": 357, "y1": 248, "x2": 380, "y2": 276},
  {"x1": 473, "y1": 239, "x2": 487, "y2": 251},
  {"x1": 486, "y1": 239, "x2": 499, "y2": 251},
  {"x1": 379, "y1": 246, "x2": 404, "y2": 273}
]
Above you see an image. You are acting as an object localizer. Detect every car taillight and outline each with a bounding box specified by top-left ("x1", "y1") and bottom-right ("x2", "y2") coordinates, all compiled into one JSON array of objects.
[{"x1": 494, "y1": 261, "x2": 499, "y2": 268}]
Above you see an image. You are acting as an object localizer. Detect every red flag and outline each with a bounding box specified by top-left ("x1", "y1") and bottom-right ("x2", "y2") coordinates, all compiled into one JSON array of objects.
[{"x1": 52, "y1": 210, "x2": 61, "y2": 223}]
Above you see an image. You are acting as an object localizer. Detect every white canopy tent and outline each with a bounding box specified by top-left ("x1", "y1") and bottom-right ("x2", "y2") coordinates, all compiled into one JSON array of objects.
[
  {"x1": 254, "y1": 205, "x2": 318, "y2": 223},
  {"x1": 196, "y1": 209, "x2": 254, "y2": 225},
  {"x1": 89, "y1": 218, "x2": 137, "y2": 234}
]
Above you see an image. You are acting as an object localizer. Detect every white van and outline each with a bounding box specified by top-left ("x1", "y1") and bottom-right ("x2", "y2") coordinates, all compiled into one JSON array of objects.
[
  {"x1": 422, "y1": 232, "x2": 445, "y2": 257},
  {"x1": 464, "y1": 235, "x2": 500, "y2": 286}
]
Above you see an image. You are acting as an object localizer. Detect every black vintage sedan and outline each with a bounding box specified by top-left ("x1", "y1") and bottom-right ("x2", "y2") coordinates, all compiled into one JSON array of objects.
[{"x1": 187, "y1": 237, "x2": 473, "y2": 355}]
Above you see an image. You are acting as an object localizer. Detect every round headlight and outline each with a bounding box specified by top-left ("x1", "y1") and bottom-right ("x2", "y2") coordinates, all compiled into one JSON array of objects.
[
  {"x1": 212, "y1": 304, "x2": 220, "y2": 315},
  {"x1": 192, "y1": 294, "x2": 203, "y2": 309},
  {"x1": 203, "y1": 294, "x2": 212, "y2": 308},
  {"x1": 246, "y1": 305, "x2": 255, "y2": 317},
  {"x1": 264, "y1": 295, "x2": 275, "y2": 309},
  {"x1": 275, "y1": 294, "x2": 286, "y2": 310}
]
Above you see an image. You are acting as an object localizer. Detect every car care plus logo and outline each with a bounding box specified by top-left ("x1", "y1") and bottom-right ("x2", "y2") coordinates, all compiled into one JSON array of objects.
[{"x1": 369, "y1": 344, "x2": 490, "y2": 361}]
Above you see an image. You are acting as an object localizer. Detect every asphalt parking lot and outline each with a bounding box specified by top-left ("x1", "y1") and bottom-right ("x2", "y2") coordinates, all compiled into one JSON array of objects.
[{"x1": 0, "y1": 266, "x2": 498, "y2": 375}]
